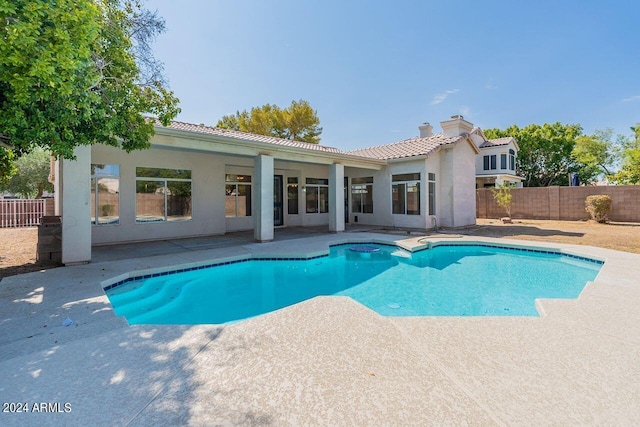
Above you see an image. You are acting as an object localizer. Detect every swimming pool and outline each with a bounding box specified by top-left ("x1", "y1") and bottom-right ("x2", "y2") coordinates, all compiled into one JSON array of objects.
[{"x1": 105, "y1": 243, "x2": 602, "y2": 324}]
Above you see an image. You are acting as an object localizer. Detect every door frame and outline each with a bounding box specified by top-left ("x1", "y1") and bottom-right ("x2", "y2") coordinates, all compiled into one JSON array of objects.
[
  {"x1": 274, "y1": 174, "x2": 284, "y2": 227},
  {"x1": 344, "y1": 176, "x2": 349, "y2": 224}
]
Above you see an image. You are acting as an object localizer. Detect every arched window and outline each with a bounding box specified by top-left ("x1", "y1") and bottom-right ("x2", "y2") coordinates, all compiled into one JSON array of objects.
[{"x1": 509, "y1": 149, "x2": 515, "y2": 171}]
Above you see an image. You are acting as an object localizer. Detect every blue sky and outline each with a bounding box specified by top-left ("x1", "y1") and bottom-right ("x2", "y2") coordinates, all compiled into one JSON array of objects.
[{"x1": 146, "y1": 0, "x2": 639, "y2": 151}]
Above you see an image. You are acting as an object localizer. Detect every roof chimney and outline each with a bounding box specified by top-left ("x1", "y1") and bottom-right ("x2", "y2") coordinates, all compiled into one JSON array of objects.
[
  {"x1": 440, "y1": 115, "x2": 473, "y2": 137},
  {"x1": 418, "y1": 122, "x2": 433, "y2": 138}
]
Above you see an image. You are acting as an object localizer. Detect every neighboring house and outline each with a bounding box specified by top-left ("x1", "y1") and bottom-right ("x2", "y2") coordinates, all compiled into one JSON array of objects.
[
  {"x1": 470, "y1": 128, "x2": 522, "y2": 188},
  {"x1": 54, "y1": 115, "x2": 492, "y2": 264}
]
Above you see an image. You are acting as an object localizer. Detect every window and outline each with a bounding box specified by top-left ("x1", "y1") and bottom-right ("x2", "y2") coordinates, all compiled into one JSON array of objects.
[
  {"x1": 392, "y1": 173, "x2": 420, "y2": 215},
  {"x1": 91, "y1": 164, "x2": 119, "y2": 225},
  {"x1": 225, "y1": 174, "x2": 252, "y2": 217},
  {"x1": 483, "y1": 155, "x2": 497, "y2": 170},
  {"x1": 287, "y1": 177, "x2": 299, "y2": 214},
  {"x1": 351, "y1": 177, "x2": 373, "y2": 213},
  {"x1": 428, "y1": 173, "x2": 436, "y2": 216},
  {"x1": 501, "y1": 153, "x2": 507, "y2": 169},
  {"x1": 305, "y1": 178, "x2": 329, "y2": 213},
  {"x1": 509, "y1": 149, "x2": 516, "y2": 171},
  {"x1": 136, "y1": 167, "x2": 192, "y2": 222}
]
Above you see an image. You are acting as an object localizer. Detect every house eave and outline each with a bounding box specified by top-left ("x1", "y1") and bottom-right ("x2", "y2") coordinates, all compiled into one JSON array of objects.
[
  {"x1": 152, "y1": 126, "x2": 387, "y2": 170},
  {"x1": 386, "y1": 154, "x2": 430, "y2": 163},
  {"x1": 476, "y1": 173, "x2": 523, "y2": 181}
]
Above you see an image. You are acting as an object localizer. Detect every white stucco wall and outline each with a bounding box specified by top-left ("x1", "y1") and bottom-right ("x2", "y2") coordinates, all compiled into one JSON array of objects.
[
  {"x1": 451, "y1": 141, "x2": 477, "y2": 227},
  {"x1": 254, "y1": 155, "x2": 274, "y2": 241},
  {"x1": 344, "y1": 167, "x2": 389, "y2": 227},
  {"x1": 438, "y1": 148, "x2": 455, "y2": 227},
  {"x1": 476, "y1": 142, "x2": 518, "y2": 176},
  {"x1": 61, "y1": 146, "x2": 92, "y2": 264},
  {"x1": 91, "y1": 144, "x2": 228, "y2": 245},
  {"x1": 90, "y1": 145, "x2": 339, "y2": 245},
  {"x1": 346, "y1": 159, "x2": 441, "y2": 230},
  {"x1": 89, "y1": 135, "x2": 476, "y2": 245}
]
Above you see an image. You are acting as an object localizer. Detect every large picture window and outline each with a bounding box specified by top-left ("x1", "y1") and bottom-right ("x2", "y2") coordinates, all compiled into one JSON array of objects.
[
  {"x1": 351, "y1": 177, "x2": 373, "y2": 213},
  {"x1": 305, "y1": 178, "x2": 329, "y2": 213},
  {"x1": 91, "y1": 164, "x2": 120, "y2": 225},
  {"x1": 225, "y1": 174, "x2": 252, "y2": 217},
  {"x1": 287, "y1": 177, "x2": 299, "y2": 214},
  {"x1": 136, "y1": 167, "x2": 192, "y2": 223},
  {"x1": 392, "y1": 173, "x2": 420, "y2": 215}
]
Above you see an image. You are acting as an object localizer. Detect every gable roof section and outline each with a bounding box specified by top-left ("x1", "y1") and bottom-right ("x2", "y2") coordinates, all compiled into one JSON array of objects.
[
  {"x1": 346, "y1": 133, "x2": 473, "y2": 160},
  {"x1": 160, "y1": 121, "x2": 343, "y2": 154}
]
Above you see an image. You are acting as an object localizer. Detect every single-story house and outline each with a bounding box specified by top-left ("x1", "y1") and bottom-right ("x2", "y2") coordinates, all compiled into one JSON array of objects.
[{"x1": 53, "y1": 115, "x2": 514, "y2": 264}]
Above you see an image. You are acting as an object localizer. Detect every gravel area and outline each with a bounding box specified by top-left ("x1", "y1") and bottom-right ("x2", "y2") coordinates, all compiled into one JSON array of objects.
[
  {"x1": 1, "y1": 219, "x2": 639, "y2": 279},
  {"x1": 471, "y1": 218, "x2": 640, "y2": 254}
]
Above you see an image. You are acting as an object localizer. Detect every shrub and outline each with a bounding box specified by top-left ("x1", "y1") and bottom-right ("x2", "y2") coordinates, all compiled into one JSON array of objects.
[
  {"x1": 585, "y1": 195, "x2": 612, "y2": 223},
  {"x1": 491, "y1": 182, "x2": 514, "y2": 218},
  {"x1": 100, "y1": 204, "x2": 113, "y2": 217}
]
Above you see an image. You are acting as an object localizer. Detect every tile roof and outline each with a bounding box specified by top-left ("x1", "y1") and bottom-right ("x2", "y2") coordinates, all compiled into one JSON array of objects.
[
  {"x1": 346, "y1": 133, "x2": 463, "y2": 160},
  {"x1": 479, "y1": 137, "x2": 514, "y2": 148},
  {"x1": 157, "y1": 120, "x2": 343, "y2": 154}
]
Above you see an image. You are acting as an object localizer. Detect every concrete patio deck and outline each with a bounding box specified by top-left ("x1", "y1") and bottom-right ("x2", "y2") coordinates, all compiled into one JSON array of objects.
[{"x1": 1, "y1": 228, "x2": 639, "y2": 426}]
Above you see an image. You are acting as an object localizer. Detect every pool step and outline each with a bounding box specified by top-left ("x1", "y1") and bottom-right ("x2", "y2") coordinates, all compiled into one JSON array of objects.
[
  {"x1": 126, "y1": 282, "x2": 195, "y2": 324},
  {"x1": 110, "y1": 277, "x2": 188, "y2": 317},
  {"x1": 107, "y1": 277, "x2": 172, "y2": 306}
]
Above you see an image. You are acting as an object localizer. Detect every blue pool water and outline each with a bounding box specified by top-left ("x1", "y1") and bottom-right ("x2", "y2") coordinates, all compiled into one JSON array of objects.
[{"x1": 105, "y1": 243, "x2": 602, "y2": 324}]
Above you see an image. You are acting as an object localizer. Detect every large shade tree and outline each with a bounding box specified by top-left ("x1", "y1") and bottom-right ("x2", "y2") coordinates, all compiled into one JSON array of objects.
[
  {"x1": 571, "y1": 129, "x2": 621, "y2": 184},
  {"x1": 217, "y1": 100, "x2": 322, "y2": 144},
  {"x1": 0, "y1": 0, "x2": 180, "y2": 176},
  {"x1": 0, "y1": 147, "x2": 52, "y2": 198},
  {"x1": 485, "y1": 123, "x2": 584, "y2": 187}
]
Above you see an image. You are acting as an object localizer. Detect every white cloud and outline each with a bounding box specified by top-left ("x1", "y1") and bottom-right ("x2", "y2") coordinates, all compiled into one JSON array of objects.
[
  {"x1": 431, "y1": 89, "x2": 459, "y2": 105},
  {"x1": 485, "y1": 79, "x2": 498, "y2": 90},
  {"x1": 621, "y1": 95, "x2": 640, "y2": 102}
]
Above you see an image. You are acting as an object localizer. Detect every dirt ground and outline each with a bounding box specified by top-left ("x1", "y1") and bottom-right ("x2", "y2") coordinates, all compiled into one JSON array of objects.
[
  {"x1": 0, "y1": 227, "x2": 60, "y2": 279},
  {"x1": 1, "y1": 220, "x2": 639, "y2": 279},
  {"x1": 471, "y1": 218, "x2": 640, "y2": 254}
]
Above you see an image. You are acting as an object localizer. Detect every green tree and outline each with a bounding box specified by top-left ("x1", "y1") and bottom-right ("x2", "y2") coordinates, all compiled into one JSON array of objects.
[
  {"x1": 0, "y1": 0, "x2": 180, "y2": 175},
  {"x1": 217, "y1": 100, "x2": 322, "y2": 143},
  {"x1": 485, "y1": 123, "x2": 583, "y2": 187},
  {"x1": 612, "y1": 123, "x2": 640, "y2": 184},
  {"x1": 0, "y1": 147, "x2": 53, "y2": 198},
  {"x1": 570, "y1": 129, "x2": 620, "y2": 184},
  {"x1": 0, "y1": 144, "x2": 16, "y2": 186}
]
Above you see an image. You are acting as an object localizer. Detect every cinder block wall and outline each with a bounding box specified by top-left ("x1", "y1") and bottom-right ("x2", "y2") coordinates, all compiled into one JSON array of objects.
[
  {"x1": 45, "y1": 199, "x2": 55, "y2": 216},
  {"x1": 476, "y1": 186, "x2": 640, "y2": 222}
]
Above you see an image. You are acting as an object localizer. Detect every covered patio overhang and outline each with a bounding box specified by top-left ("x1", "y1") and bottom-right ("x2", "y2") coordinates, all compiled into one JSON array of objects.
[
  {"x1": 56, "y1": 126, "x2": 386, "y2": 264},
  {"x1": 152, "y1": 126, "x2": 387, "y2": 242}
]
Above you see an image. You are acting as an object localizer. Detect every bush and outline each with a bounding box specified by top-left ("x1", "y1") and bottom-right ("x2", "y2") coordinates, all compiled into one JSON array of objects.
[
  {"x1": 491, "y1": 182, "x2": 513, "y2": 218},
  {"x1": 585, "y1": 195, "x2": 612, "y2": 223}
]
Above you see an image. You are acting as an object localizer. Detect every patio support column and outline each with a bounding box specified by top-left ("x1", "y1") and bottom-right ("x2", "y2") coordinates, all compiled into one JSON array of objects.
[
  {"x1": 61, "y1": 145, "x2": 91, "y2": 264},
  {"x1": 254, "y1": 154, "x2": 274, "y2": 242},
  {"x1": 329, "y1": 163, "x2": 344, "y2": 233}
]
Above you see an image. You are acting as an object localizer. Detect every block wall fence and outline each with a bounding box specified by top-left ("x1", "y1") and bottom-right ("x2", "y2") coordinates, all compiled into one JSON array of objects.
[{"x1": 476, "y1": 185, "x2": 640, "y2": 222}]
